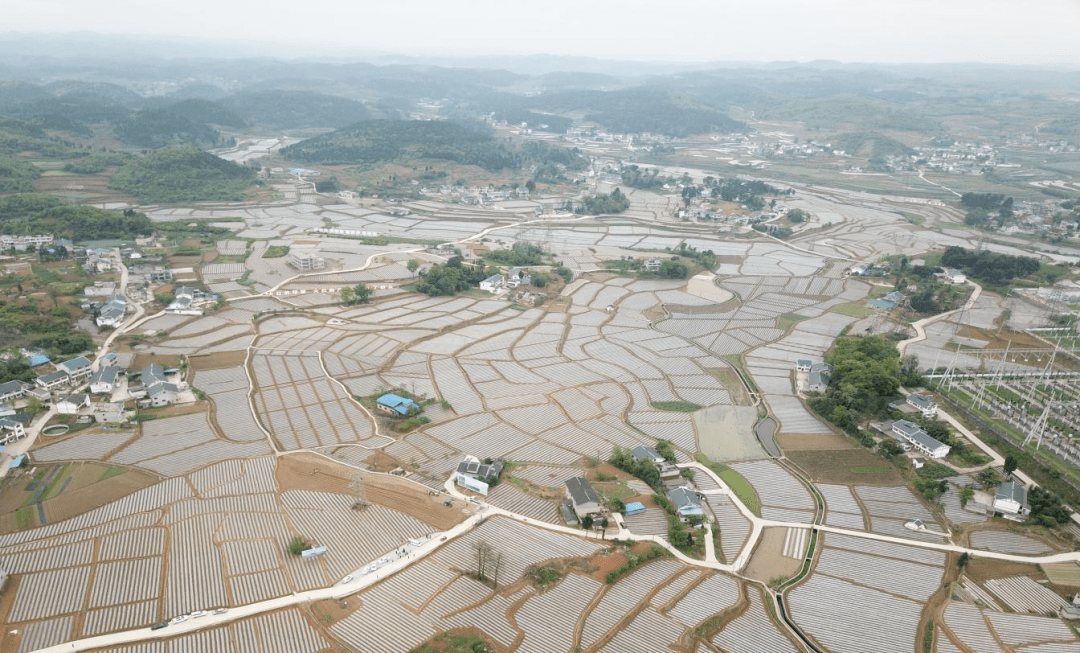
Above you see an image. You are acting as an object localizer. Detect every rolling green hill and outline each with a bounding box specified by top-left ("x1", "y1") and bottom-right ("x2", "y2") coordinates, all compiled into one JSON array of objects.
[
  {"x1": 281, "y1": 119, "x2": 520, "y2": 169},
  {"x1": 109, "y1": 145, "x2": 256, "y2": 203}
]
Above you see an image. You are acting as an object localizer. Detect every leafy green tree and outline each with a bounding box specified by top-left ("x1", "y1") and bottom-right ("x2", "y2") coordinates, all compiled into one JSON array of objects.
[
  {"x1": 407, "y1": 259, "x2": 420, "y2": 276},
  {"x1": 286, "y1": 536, "x2": 307, "y2": 555},
  {"x1": 1003, "y1": 454, "x2": 1018, "y2": 477},
  {"x1": 878, "y1": 440, "x2": 905, "y2": 458},
  {"x1": 341, "y1": 284, "x2": 371, "y2": 305},
  {"x1": 582, "y1": 515, "x2": 594, "y2": 530},
  {"x1": 957, "y1": 552, "x2": 970, "y2": 569},
  {"x1": 655, "y1": 440, "x2": 676, "y2": 463},
  {"x1": 1026, "y1": 486, "x2": 1071, "y2": 526},
  {"x1": 959, "y1": 485, "x2": 975, "y2": 508},
  {"x1": 977, "y1": 468, "x2": 1000, "y2": 488}
]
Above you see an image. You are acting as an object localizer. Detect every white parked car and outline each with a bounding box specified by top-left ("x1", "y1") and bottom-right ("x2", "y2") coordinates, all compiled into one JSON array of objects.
[
  {"x1": 213, "y1": 608, "x2": 228, "y2": 615},
  {"x1": 169, "y1": 615, "x2": 188, "y2": 625},
  {"x1": 341, "y1": 575, "x2": 354, "y2": 584},
  {"x1": 190, "y1": 610, "x2": 208, "y2": 618},
  {"x1": 378, "y1": 557, "x2": 389, "y2": 564}
]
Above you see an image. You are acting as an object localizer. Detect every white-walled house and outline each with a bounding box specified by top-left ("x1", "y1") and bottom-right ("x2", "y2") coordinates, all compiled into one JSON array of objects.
[{"x1": 57, "y1": 393, "x2": 90, "y2": 415}]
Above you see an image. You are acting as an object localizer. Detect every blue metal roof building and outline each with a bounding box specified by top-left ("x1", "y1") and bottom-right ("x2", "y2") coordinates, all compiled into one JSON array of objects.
[{"x1": 375, "y1": 393, "x2": 419, "y2": 417}]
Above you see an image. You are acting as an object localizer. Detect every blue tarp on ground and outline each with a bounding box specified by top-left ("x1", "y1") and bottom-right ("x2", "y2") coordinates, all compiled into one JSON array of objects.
[
  {"x1": 9, "y1": 454, "x2": 25, "y2": 469},
  {"x1": 625, "y1": 501, "x2": 646, "y2": 515},
  {"x1": 28, "y1": 355, "x2": 50, "y2": 366}
]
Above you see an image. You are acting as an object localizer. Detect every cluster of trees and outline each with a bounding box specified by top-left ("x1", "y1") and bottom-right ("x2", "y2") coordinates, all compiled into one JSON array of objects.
[
  {"x1": 786, "y1": 209, "x2": 809, "y2": 223},
  {"x1": 340, "y1": 283, "x2": 372, "y2": 305},
  {"x1": 620, "y1": 165, "x2": 667, "y2": 190},
  {"x1": 484, "y1": 242, "x2": 547, "y2": 267},
  {"x1": 609, "y1": 445, "x2": 663, "y2": 489},
  {"x1": 572, "y1": 188, "x2": 630, "y2": 215},
  {"x1": 704, "y1": 176, "x2": 787, "y2": 204},
  {"x1": 110, "y1": 145, "x2": 256, "y2": 203},
  {"x1": 940, "y1": 246, "x2": 1041, "y2": 286},
  {"x1": 414, "y1": 257, "x2": 491, "y2": 296},
  {"x1": 1026, "y1": 486, "x2": 1072, "y2": 526},
  {"x1": 960, "y1": 192, "x2": 1014, "y2": 228},
  {"x1": 671, "y1": 243, "x2": 717, "y2": 271},
  {"x1": 753, "y1": 223, "x2": 793, "y2": 239},
  {"x1": 808, "y1": 336, "x2": 920, "y2": 432}
]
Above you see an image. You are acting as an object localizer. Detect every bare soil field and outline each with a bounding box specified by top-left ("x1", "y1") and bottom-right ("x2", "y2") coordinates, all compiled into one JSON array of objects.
[
  {"x1": 964, "y1": 557, "x2": 1045, "y2": 586},
  {"x1": 188, "y1": 350, "x2": 249, "y2": 371},
  {"x1": 131, "y1": 352, "x2": 185, "y2": 370},
  {"x1": 776, "y1": 431, "x2": 855, "y2": 452},
  {"x1": 706, "y1": 368, "x2": 750, "y2": 406},
  {"x1": 786, "y1": 450, "x2": 905, "y2": 485},
  {"x1": 0, "y1": 462, "x2": 157, "y2": 533},
  {"x1": 743, "y1": 527, "x2": 803, "y2": 584},
  {"x1": 276, "y1": 453, "x2": 469, "y2": 531}
]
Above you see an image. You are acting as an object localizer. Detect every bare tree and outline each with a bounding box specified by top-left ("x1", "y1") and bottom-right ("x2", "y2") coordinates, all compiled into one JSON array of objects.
[{"x1": 474, "y1": 541, "x2": 492, "y2": 581}]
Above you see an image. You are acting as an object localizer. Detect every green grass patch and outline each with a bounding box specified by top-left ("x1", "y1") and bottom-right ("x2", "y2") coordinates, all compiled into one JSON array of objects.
[
  {"x1": 262, "y1": 245, "x2": 290, "y2": 258},
  {"x1": 894, "y1": 210, "x2": 925, "y2": 226},
  {"x1": 721, "y1": 354, "x2": 758, "y2": 393},
  {"x1": 651, "y1": 401, "x2": 703, "y2": 413},
  {"x1": 777, "y1": 312, "x2": 811, "y2": 330},
  {"x1": 41, "y1": 468, "x2": 72, "y2": 501},
  {"x1": 15, "y1": 506, "x2": 35, "y2": 530},
  {"x1": 99, "y1": 466, "x2": 128, "y2": 481},
  {"x1": 695, "y1": 454, "x2": 760, "y2": 516},
  {"x1": 594, "y1": 482, "x2": 638, "y2": 501},
  {"x1": 830, "y1": 302, "x2": 876, "y2": 318},
  {"x1": 917, "y1": 463, "x2": 956, "y2": 479},
  {"x1": 410, "y1": 633, "x2": 490, "y2": 653}
]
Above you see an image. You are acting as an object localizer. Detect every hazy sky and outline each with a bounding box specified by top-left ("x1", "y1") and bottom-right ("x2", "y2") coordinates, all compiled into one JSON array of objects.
[{"x1": 8, "y1": 0, "x2": 1080, "y2": 64}]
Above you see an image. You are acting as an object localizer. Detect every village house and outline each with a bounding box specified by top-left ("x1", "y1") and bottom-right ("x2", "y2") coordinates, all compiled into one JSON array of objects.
[
  {"x1": 806, "y1": 362, "x2": 832, "y2": 393},
  {"x1": 565, "y1": 476, "x2": 601, "y2": 520},
  {"x1": 906, "y1": 393, "x2": 938, "y2": 418},
  {"x1": 89, "y1": 366, "x2": 121, "y2": 395},
  {"x1": 993, "y1": 480, "x2": 1028, "y2": 516},
  {"x1": 941, "y1": 267, "x2": 967, "y2": 284},
  {"x1": 891, "y1": 420, "x2": 951, "y2": 459},
  {"x1": 57, "y1": 393, "x2": 90, "y2": 415},
  {"x1": 58, "y1": 357, "x2": 93, "y2": 384},
  {"x1": 96, "y1": 295, "x2": 128, "y2": 328},
  {"x1": 479, "y1": 274, "x2": 504, "y2": 293},
  {"x1": 375, "y1": 393, "x2": 419, "y2": 417},
  {"x1": 0, "y1": 380, "x2": 26, "y2": 404},
  {"x1": 666, "y1": 486, "x2": 705, "y2": 520},
  {"x1": 140, "y1": 364, "x2": 179, "y2": 407},
  {"x1": 35, "y1": 370, "x2": 70, "y2": 392}
]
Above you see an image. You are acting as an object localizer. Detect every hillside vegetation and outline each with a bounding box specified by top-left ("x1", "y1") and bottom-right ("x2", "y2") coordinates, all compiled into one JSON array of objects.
[
  {"x1": 109, "y1": 145, "x2": 256, "y2": 203},
  {"x1": 0, "y1": 195, "x2": 153, "y2": 240},
  {"x1": 283, "y1": 119, "x2": 553, "y2": 170}
]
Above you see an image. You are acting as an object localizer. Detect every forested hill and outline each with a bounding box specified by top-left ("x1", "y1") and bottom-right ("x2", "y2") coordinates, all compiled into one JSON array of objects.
[
  {"x1": 0, "y1": 194, "x2": 154, "y2": 241},
  {"x1": 281, "y1": 120, "x2": 521, "y2": 169},
  {"x1": 109, "y1": 145, "x2": 256, "y2": 203}
]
